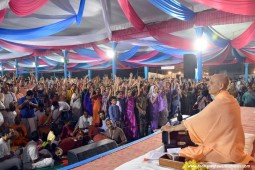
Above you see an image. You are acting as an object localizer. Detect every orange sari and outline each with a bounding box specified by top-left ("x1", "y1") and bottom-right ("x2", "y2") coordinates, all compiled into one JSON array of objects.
[
  {"x1": 92, "y1": 95, "x2": 102, "y2": 126},
  {"x1": 11, "y1": 123, "x2": 28, "y2": 146}
]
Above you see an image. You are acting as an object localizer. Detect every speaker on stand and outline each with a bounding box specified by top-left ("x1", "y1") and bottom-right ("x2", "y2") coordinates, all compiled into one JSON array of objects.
[{"x1": 183, "y1": 54, "x2": 197, "y2": 79}]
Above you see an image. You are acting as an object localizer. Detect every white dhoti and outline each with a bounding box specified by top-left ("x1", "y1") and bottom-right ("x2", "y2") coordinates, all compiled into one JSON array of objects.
[
  {"x1": 32, "y1": 158, "x2": 54, "y2": 169},
  {"x1": 32, "y1": 149, "x2": 54, "y2": 169},
  {"x1": 22, "y1": 117, "x2": 36, "y2": 135}
]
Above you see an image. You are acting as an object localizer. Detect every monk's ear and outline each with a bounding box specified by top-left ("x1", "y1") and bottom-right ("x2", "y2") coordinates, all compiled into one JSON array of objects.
[{"x1": 219, "y1": 82, "x2": 224, "y2": 90}]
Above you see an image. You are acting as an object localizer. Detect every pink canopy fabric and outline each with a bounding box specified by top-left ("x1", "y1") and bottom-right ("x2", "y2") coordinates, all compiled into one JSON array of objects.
[
  {"x1": 127, "y1": 51, "x2": 159, "y2": 63},
  {"x1": 204, "y1": 45, "x2": 230, "y2": 65},
  {"x1": 244, "y1": 57, "x2": 254, "y2": 63},
  {"x1": 0, "y1": 40, "x2": 34, "y2": 53},
  {"x1": 117, "y1": 61, "x2": 132, "y2": 69},
  {"x1": 112, "y1": 10, "x2": 255, "y2": 42},
  {"x1": 240, "y1": 50, "x2": 255, "y2": 62},
  {"x1": 68, "y1": 52, "x2": 100, "y2": 61},
  {"x1": 0, "y1": 0, "x2": 48, "y2": 24},
  {"x1": 1, "y1": 1, "x2": 255, "y2": 70},
  {"x1": 33, "y1": 49, "x2": 61, "y2": 56},
  {"x1": 30, "y1": 39, "x2": 109, "y2": 50},
  {"x1": 0, "y1": 8, "x2": 6, "y2": 23},
  {"x1": 150, "y1": 30, "x2": 194, "y2": 50},
  {"x1": 117, "y1": 0, "x2": 145, "y2": 31},
  {"x1": 67, "y1": 63, "x2": 78, "y2": 69},
  {"x1": 38, "y1": 59, "x2": 48, "y2": 65},
  {"x1": 192, "y1": 0, "x2": 255, "y2": 16},
  {"x1": 231, "y1": 21, "x2": 255, "y2": 49},
  {"x1": 92, "y1": 44, "x2": 111, "y2": 61},
  {"x1": 9, "y1": 0, "x2": 48, "y2": 16}
]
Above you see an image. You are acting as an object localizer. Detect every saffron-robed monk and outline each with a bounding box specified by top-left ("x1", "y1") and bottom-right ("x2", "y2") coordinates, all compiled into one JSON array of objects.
[{"x1": 161, "y1": 74, "x2": 254, "y2": 164}]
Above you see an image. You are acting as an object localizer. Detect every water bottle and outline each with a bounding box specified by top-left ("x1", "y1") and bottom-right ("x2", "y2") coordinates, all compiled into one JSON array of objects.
[
  {"x1": 148, "y1": 125, "x2": 152, "y2": 135},
  {"x1": 176, "y1": 107, "x2": 183, "y2": 123}
]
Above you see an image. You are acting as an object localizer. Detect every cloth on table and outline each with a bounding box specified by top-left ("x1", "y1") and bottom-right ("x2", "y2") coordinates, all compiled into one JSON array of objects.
[{"x1": 115, "y1": 146, "x2": 248, "y2": 170}]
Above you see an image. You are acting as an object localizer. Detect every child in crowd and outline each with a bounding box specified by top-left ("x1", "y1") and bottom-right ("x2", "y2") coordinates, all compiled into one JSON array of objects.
[
  {"x1": 116, "y1": 91, "x2": 125, "y2": 128},
  {"x1": 108, "y1": 96, "x2": 121, "y2": 127},
  {"x1": 35, "y1": 103, "x2": 45, "y2": 127}
]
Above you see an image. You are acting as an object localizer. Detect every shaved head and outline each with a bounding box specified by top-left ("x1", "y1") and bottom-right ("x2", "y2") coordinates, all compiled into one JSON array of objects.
[
  {"x1": 212, "y1": 74, "x2": 229, "y2": 90},
  {"x1": 208, "y1": 74, "x2": 229, "y2": 96}
]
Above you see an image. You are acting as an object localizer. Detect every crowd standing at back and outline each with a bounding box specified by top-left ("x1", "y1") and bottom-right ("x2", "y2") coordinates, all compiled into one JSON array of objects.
[{"x1": 0, "y1": 72, "x2": 254, "y2": 169}]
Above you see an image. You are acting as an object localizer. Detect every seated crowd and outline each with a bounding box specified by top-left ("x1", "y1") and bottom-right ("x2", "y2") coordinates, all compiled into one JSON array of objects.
[{"x1": 0, "y1": 71, "x2": 255, "y2": 169}]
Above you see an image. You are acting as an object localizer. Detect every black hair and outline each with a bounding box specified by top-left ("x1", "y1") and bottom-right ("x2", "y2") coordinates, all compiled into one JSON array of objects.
[
  {"x1": 241, "y1": 86, "x2": 247, "y2": 92},
  {"x1": 109, "y1": 96, "x2": 117, "y2": 102},
  {"x1": 116, "y1": 91, "x2": 122, "y2": 95},
  {"x1": 83, "y1": 109, "x2": 89, "y2": 114},
  {"x1": 98, "y1": 110, "x2": 105, "y2": 115},
  {"x1": 52, "y1": 101, "x2": 59, "y2": 107},
  {"x1": 30, "y1": 131, "x2": 39, "y2": 141},
  {"x1": 202, "y1": 89, "x2": 209, "y2": 97},
  {"x1": 54, "y1": 94, "x2": 59, "y2": 97},
  {"x1": 26, "y1": 90, "x2": 34, "y2": 97},
  {"x1": 69, "y1": 121, "x2": 77, "y2": 129},
  {"x1": 50, "y1": 122, "x2": 57, "y2": 130},
  {"x1": 1, "y1": 128, "x2": 10, "y2": 136},
  {"x1": 105, "y1": 118, "x2": 112, "y2": 124},
  {"x1": 50, "y1": 122, "x2": 62, "y2": 136},
  {"x1": 38, "y1": 103, "x2": 44, "y2": 108}
]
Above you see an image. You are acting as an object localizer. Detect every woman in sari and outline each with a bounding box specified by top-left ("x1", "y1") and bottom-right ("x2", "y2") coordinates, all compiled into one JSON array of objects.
[
  {"x1": 123, "y1": 83, "x2": 140, "y2": 141},
  {"x1": 148, "y1": 86, "x2": 161, "y2": 130},
  {"x1": 91, "y1": 87, "x2": 102, "y2": 126}
]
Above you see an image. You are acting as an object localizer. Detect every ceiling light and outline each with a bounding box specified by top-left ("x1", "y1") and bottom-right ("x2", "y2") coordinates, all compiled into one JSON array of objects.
[
  {"x1": 161, "y1": 66, "x2": 175, "y2": 70},
  {"x1": 106, "y1": 50, "x2": 115, "y2": 58},
  {"x1": 194, "y1": 38, "x2": 207, "y2": 52}
]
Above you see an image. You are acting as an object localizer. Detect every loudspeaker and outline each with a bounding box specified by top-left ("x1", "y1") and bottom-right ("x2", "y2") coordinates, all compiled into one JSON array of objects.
[
  {"x1": 67, "y1": 139, "x2": 118, "y2": 164},
  {"x1": 183, "y1": 54, "x2": 196, "y2": 79}
]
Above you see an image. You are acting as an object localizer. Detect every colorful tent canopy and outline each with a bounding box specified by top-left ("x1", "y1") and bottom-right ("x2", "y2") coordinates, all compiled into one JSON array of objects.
[{"x1": 0, "y1": 0, "x2": 255, "y2": 73}]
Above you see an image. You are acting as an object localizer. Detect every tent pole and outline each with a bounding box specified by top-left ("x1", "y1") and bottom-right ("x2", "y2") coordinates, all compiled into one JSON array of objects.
[
  {"x1": 88, "y1": 70, "x2": 92, "y2": 80},
  {"x1": 63, "y1": 50, "x2": 68, "y2": 79},
  {"x1": 111, "y1": 42, "x2": 117, "y2": 80},
  {"x1": 144, "y1": 66, "x2": 149, "y2": 80},
  {"x1": 35, "y1": 56, "x2": 38, "y2": 82},
  {"x1": 15, "y1": 59, "x2": 18, "y2": 78},
  {"x1": 245, "y1": 63, "x2": 249, "y2": 83}
]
